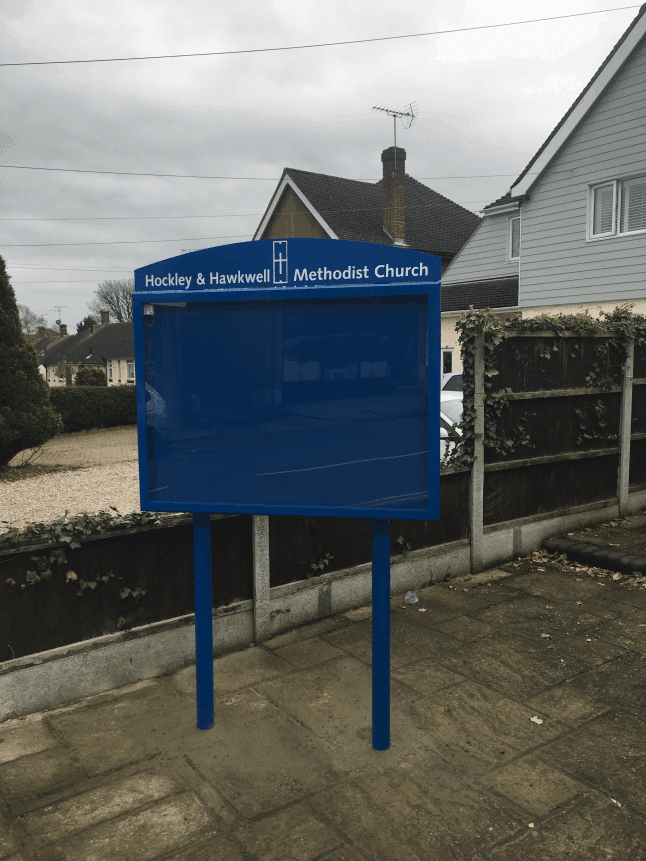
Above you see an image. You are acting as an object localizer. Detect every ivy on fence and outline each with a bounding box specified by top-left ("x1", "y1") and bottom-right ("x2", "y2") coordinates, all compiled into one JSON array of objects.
[{"x1": 442, "y1": 303, "x2": 646, "y2": 473}]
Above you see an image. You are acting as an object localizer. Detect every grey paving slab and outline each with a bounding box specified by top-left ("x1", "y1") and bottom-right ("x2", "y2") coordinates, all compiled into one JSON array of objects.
[
  {"x1": 0, "y1": 812, "x2": 19, "y2": 859},
  {"x1": 311, "y1": 764, "x2": 523, "y2": 861},
  {"x1": 591, "y1": 608, "x2": 646, "y2": 653},
  {"x1": 166, "y1": 688, "x2": 341, "y2": 819},
  {"x1": 46, "y1": 708, "x2": 149, "y2": 776},
  {"x1": 565, "y1": 651, "x2": 646, "y2": 719},
  {"x1": 602, "y1": 583, "x2": 646, "y2": 610},
  {"x1": 392, "y1": 657, "x2": 465, "y2": 696},
  {"x1": 160, "y1": 835, "x2": 245, "y2": 861},
  {"x1": 19, "y1": 770, "x2": 181, "y2": 849},
  {"x1": 3, "y1": 563, "x2": 646, "y2": 860},
  {"x1": 436, "y1": 631, "x2": 589, "y2": 700},
  {"x1": 234, "y1": 804, "x2": 345, "y2": 861},
  {"x1": 0, "y1": 747, "x2": 86, "y2": 806},
  {"x1": 488, "y1": 792, "x2": 646, "y2": 860},
  {"x1": 0, "y1": 723, "x2": 56, "y2": 765},
  {"x1": 575, "y1": 594, "x2": 633, "y2": 620},
  {"x1": 35, "y1": 791, "x2": 213, "y2": 861},
  {"x1": 472, "y1": 594, "x2": 605, "y2": 643},
  {"x1": 539, "y1": 711, "x2": 646, "y2": 816},
  {"x1": 264, "y1": 615, "x2": 353, "y2": 649},
  {"x1": 255, "y1": 655, "x2": 445, "y2": 774},
  {"x1": 433, "y1": 614, "x2": 497, "y2": 642},
  {"x1": 404, "y1": 680, "x2": 568, "y2": 776},
  {"x1": 271, "y1": 636, "x2": 347, "y2": 668},
  {"x1": 556, "y1": 630, "x2": 626, "y2": 666},
  {"x1": 503, "y1": 570, "x2": 606, "y2": 604},
  {"x1": 171, "y1": 644, "x2": 293, "y2": 696},
  {"x1": 481, "y1": 754, "x2": 586, "y2": 815},
  {"x1": 324, "y1": 615, "x2": 460, "y2": 669},
  {"x1": 524, "y1": 686, "x2": 610, "y2": 727}
]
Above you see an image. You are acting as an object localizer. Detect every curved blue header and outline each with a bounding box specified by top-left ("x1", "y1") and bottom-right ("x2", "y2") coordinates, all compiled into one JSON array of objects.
[{"x1": 135, "y1": 238, "x2": 441, "y2": 292}]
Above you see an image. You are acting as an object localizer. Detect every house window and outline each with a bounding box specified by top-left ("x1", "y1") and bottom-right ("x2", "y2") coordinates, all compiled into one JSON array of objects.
[
  {"x1": 509, "y1": 216, "x2": 521, "y2": 260},
  {"x1": 442, "y1": 350, "x2": 453, "y2": 375},
  {"x1": 620, "y1": 176, "x2": 646, "y2": 233},
  {"x1": 591, "y1": 183, "x2": 616, "y2": 236},
  {"x1": 127, "y1": 361, "x2": 135, "y2": 381},
  {"x1": 590, "y1": 175, "x2": 646, "y2": 238},
  {"x1": 107, "y1": 361, "x2": 113, "y2": 382}
]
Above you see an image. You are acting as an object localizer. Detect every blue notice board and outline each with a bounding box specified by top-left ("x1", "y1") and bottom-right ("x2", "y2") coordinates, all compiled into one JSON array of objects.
[{"x1": 134, "y1": 239, "x2": 441, "y2": 520}]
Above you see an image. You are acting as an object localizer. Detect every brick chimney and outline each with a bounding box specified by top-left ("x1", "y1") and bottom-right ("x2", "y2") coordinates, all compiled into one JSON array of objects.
[
  {"x1": 381, "y1": 146, "x2": 407, "y2": 246},
  {"x1": 59, "y1": 323, "x2": 68, "y2": 336},
  {"x1": 100, "y1": 310, "x2": 110, "y2": 325}
]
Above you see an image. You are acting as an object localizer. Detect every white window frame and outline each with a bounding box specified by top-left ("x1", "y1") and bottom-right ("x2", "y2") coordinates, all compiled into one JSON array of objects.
[
  {"x1": 589, "y1": 181, "x2": 617, "y2": 239},
  {"x1": 442, "y1": 349, "x2": 453, "y2": 375},
  {"x1": 127, "y1": 361, "x2": 135, "y2": 381},
  {"x1": 107, "y1": 361, "x2": 113, "y2": 382},
  {"x1": 588, "y1": 174, "x2": 646, "y2": 241},
  {"x1": 620, "y1": 175, "x2": 646, "y2": 235},
  {"x1": 508, "y1": 216, "x2": 521, "y2": 261}
]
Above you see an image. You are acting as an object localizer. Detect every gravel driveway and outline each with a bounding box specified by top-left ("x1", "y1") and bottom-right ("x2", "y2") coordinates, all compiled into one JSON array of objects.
[{"x1": 2, "y1": 427, "x2": 144, "y2": 533}]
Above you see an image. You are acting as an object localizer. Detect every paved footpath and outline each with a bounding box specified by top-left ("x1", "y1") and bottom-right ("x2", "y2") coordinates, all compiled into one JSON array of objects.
[{"x1": 2, "y1": 567, "x2": 646, "y2": 860}]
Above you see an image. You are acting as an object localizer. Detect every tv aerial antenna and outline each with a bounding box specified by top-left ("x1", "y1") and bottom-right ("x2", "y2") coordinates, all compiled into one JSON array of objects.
[
  {"x1": 372, "y1": 103, "x2": 417, "y2": 167},
  {"x1": 49, "y1": 306, "x2": 68, "y2": 326}
]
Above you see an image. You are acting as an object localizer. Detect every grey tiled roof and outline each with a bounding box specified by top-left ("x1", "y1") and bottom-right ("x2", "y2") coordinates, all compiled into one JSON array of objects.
[
  {"x1": 38, "y1": 323, "x2": 134, "y2": 367},
  {"x1": 281, "y1": 168, "x2": 481, "y2": 257},
  {"x1": 441, "y1": 277, "x2": 519, "y2": 313}
]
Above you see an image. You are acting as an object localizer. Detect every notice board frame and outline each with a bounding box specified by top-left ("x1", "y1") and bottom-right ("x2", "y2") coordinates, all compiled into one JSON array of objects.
[{"x1": 132, "y1": 281, "x2": 441, "y2": 522}]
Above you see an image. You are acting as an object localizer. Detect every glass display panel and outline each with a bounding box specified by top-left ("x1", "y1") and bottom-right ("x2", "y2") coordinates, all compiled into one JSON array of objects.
[{"x1": 143, "y1": 296, "x2": 428, "y2": 512}]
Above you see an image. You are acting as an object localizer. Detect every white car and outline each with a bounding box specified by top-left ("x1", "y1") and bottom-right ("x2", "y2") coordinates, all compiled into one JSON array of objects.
[{"x1": 440, "y1": 391, "x2": 463, "y2": 459}]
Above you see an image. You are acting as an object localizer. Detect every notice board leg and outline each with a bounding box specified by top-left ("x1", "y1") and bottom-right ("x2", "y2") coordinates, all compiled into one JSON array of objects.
[
  {"x1": 193, "y1": 512, "x2": 214, "y2": 730},
  {"x1": 371, "y1": 518, "x2": 391, "y2": 750}
]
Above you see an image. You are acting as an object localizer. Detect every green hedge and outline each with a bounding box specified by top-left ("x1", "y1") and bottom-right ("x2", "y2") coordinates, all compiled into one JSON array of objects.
[{"x1": 50, "y1": 385, "x2": 137, "y2": 432}]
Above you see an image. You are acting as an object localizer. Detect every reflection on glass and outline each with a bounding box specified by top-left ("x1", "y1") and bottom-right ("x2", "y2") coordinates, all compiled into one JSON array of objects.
[{"x1": 144, "y1": 297, "x2": 428, "y2": 511}]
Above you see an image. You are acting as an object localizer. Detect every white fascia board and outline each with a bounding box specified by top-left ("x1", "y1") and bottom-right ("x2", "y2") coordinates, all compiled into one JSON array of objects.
[
  {"x1": 441, "y1": 305, "x2": 519, "y2": 317},
  {"x1": 253, "y1": 174, "x2": 338, "y2": 240},
  {"x1": 482, "y1": 202, "x2": 521, "y2": 217},
  {"x1": 512, "y1": 15, "x2": 646, "y2": 198}
]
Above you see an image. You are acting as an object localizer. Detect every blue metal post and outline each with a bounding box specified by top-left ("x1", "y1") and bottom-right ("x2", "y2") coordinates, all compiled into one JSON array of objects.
[
  {"x1": 371, "y1": 518, "x2": 391, "y2": 750},
  {"x1": 193, "y1": 512, "x2": 214, "y2": 730}
]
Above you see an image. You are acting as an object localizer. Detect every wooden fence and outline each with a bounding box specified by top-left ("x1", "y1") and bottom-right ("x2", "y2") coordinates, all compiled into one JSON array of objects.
[{"x1": 2, "y1": 329, "x2": 645, "y2": 660}]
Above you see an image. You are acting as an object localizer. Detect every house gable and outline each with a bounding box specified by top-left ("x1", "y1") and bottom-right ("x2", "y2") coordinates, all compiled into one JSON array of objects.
[
  {"x1": 257, "y1": 182, "x2": 333, "y2": 240},
  {"x1": 512, "y1": 6, "x2": 646, "y2": 198},
  {"x1": 519, "y1": 27, "x2": 646, "y2": 309},
  {"x1": 254, "y1": 162, "x2": 480, "y2": 268},
  {"x1": 442, "y1": 6, "x2": 646, "y2": 311}
]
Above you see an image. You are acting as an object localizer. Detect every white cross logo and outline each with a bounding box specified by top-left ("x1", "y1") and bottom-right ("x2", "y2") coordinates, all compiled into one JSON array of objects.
[{"x1": 273, "y1": 241, "x2": 288, "y2": 283}]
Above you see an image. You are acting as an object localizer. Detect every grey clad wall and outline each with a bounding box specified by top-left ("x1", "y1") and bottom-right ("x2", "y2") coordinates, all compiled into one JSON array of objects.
[
  {"x1": 519, "y1": 36, "x2": 646, "y2": 308},
  {"x1": 441, "y1": 214, "x2": 518, "y2": 285}
]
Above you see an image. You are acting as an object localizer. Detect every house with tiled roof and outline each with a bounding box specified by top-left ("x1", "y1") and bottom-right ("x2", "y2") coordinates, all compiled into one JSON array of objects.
[
  {"x1": 254, "y1": 147, "x2": 483, "y2": 374},
  {"x1": 443, "y1": 3, "x2": 646, "y2": 360},
  {"x1": 37, "y1": 316, "x2": 135, "y2": 387}
]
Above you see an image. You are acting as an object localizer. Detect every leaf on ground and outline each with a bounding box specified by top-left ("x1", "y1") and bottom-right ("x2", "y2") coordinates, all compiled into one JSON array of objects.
[
  {"x1": 530, "y1": 716, "x2": 544, "y2": 725},
  {"x1": 540, "y1": 633, "x2": 552, "y2": 639}
]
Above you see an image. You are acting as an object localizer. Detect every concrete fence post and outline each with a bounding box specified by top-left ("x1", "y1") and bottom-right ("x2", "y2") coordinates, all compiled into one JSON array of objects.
[
  {"x1": 618, "y1": 339, "x2": 635, "y2": 517},
  {"x1": 470, "y1": 333, "x2": 485, "y2": 574},
  {"x1": 252, "y1": 515, "x2": 271, "y2": 643}
]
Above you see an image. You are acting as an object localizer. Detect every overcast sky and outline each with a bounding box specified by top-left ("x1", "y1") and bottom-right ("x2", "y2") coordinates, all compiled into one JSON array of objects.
[{"x1": 2, "y1": 1, "x2": 641, "y2": 330}]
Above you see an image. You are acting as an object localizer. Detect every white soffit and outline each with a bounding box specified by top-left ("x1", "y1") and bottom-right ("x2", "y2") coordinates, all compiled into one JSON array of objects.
[
  {"x1": 253, "y1": 175, "x2": 338, "y2": 240},
  {"x1": 512, "y1": 13, "x2": 646, "y2": 197},
  {"x1": 482, "y1": 202, "x2": 521, "y2": 217}
]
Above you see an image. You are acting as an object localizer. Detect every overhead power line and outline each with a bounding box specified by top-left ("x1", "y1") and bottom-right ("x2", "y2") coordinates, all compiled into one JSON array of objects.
[
  {"x1": 3, "y1": 235, "x2": 254, "y2": 248},
  {"x1": 0, "y1": 7, "x2": 639, "y2": 67},
  {"x1": 10, "y1": 264, "x2": 135, "y2": 272},
  {"x1": 0, "y1": 201, "x2": 491, "y2": 222},
  {"x1": 0, "y1": 163, "x2": 529, "y2": 181}
]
